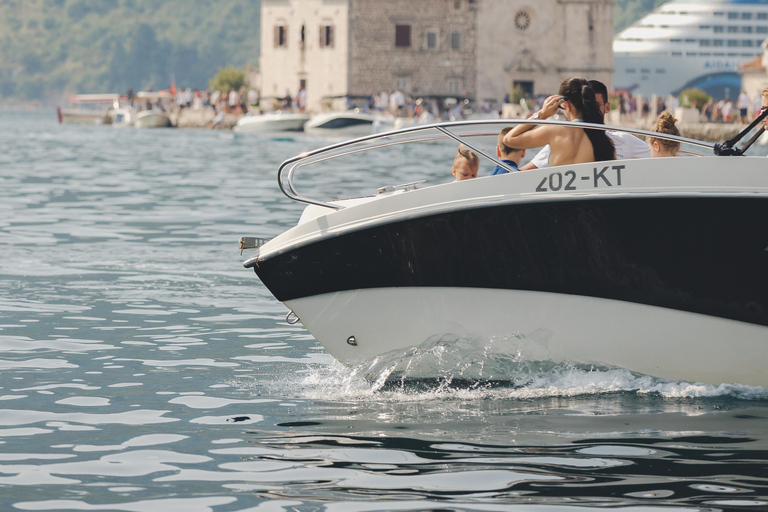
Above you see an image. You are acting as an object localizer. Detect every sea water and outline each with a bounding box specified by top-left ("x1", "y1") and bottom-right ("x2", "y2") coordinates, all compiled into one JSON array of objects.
[{"x1": 0, "y1": 109, "x2": 767, "y2": 512}]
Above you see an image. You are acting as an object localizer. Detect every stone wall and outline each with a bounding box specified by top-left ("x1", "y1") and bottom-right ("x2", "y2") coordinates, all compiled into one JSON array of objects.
[
  {"x1": 348, "y1": 0, "x2": 477, "y2": 99},
  {"x1": 260, "y1": 0, "x2": 350, "y2": 113},
  {"x1": 476, "y1": 0, "x2": 613, "y2": 102}
]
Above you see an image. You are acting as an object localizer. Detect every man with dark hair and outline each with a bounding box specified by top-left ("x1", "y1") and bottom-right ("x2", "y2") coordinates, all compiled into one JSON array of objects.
[
  {"x1": 521, "y1": 79, "x2": 650, "y2": 170},
  {"x1": 490, "y1": 126, "x2": 526, "y2": 175}
]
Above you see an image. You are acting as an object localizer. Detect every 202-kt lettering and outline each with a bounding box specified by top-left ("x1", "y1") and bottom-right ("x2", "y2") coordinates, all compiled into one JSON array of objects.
[{"x1": 536, "y1": 165, "x2": 625, "y2": 192}]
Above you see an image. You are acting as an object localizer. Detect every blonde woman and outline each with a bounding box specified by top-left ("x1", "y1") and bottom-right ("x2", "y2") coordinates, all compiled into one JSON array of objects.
[{"x1": 648, "y1": 112, "x2": 681, "y2": 157}]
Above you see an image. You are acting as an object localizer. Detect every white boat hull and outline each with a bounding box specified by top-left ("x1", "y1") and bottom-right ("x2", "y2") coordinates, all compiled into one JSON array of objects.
[
  {"x1": 304, "y1": 112, "x2": 392, "y2": 137},
  {"x1": 134, "y1": 110, "x2": 171, "y2": 128},
  {"x1": 110, "y1": 108, "x2": 134, "y2": 127},
  {"x1": 286, "y1": 287, "x2": 768, "y2": 387},
  {"x1": 234, "y1": 113, "x2": 309, "y2": 134}
]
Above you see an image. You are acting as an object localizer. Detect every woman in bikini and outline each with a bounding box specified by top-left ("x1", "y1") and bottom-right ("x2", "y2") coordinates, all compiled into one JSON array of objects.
[{"x1": 503, "y1": 77, "x2": 615, "y2": 166}]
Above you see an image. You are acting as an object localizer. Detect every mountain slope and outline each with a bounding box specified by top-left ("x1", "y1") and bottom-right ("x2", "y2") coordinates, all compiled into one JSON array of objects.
[
  {"x1": 0, "y1": 0, "x2": 260, "y2": 102},
  {"x1": 615, "y1": 0, "x2": 668, "y2": 33}
]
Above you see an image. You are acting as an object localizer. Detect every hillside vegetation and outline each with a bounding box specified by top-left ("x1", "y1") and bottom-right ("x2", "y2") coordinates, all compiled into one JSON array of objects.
[
  {"x1": 0, "y1": 0, "x2": 260, "y2": 103},
  {"x1": 615, "y1": 0, "x2": 668, "y2": 33},
  {"x1": 0, "y1": 0, "x2": 655, "y2": 104}
]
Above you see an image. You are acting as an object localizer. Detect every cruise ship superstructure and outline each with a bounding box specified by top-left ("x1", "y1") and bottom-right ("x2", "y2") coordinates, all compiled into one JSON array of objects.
[{"x1": 614, "y1": 0, "x2": 768, "y2": 98}]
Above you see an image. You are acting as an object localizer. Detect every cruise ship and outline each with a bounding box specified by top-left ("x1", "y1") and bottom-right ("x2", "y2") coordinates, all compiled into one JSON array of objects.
[{"x1": 614, "y1": 0, "x2": 768, "y2": 98}]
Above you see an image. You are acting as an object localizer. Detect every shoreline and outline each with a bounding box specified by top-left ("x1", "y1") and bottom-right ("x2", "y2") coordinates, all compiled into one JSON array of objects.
[{"x1": 24, "y1": 103, "x2": 751, "y2": 143}]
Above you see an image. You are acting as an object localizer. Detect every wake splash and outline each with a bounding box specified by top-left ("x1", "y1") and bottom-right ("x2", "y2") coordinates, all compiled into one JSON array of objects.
[{"x1": 287, "y1": 334, "x2": 768, "y2": 402}]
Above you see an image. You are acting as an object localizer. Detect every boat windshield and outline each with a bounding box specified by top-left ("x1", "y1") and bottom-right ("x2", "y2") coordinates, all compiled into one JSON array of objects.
[{"x1": 278, "y1": 119, "x2": 723, "y2": 210}]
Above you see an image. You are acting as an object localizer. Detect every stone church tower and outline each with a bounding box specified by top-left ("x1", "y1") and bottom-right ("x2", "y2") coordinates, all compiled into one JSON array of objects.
[{"x1": 260, "y1": 0, "x2": 614, "y2": 113}]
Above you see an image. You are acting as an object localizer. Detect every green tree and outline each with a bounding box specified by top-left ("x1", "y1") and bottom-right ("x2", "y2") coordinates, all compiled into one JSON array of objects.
[
  {"x1": 679, "y1": 88, "x2": 711, "y2": 110},
  {"x1": 209, "y1": 66, "x2": 245, "y2": 93}
]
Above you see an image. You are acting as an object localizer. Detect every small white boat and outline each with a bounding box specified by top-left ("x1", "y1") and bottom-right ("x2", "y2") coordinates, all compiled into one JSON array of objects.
[
  {"x1": 134, "y1": 110, "x2": 171, "y2": 128},
  {"x1": 241, "y1": 117, "x2": 768, "y2": 387},
  {"x1": 109, "y1": 104, "x2": 135, "y2": 127},
  {"x1": 133, "y1": 91, "x2": 173, "y2": 129},
  {"x1": 304, "y1": 110, "x2": 393, "y2": 137},
  {"x1": 233, "y1": 111, "x2": 309, "y2": 134},
  {"x1": 57, "y1": 94, "x2": 120, "y2": 125}
]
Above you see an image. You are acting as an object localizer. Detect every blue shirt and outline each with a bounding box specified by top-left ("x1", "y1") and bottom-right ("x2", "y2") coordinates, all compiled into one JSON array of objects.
[{"x1": 491, "y1": 159, "x2": 519, "y2": 175}]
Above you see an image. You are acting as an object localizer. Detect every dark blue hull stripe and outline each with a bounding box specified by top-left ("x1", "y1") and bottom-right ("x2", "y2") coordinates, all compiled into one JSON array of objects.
[{"x1": 252, "y1": 197, "x2": 768, "y2": 327}]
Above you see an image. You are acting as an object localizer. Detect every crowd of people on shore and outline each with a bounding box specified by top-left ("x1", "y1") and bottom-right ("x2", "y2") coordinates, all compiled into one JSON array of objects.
[{"x1": 612, "y1": 89, "x2": 765, "y2": 125}]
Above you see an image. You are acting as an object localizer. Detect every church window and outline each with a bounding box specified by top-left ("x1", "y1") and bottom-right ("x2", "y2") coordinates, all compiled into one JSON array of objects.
[
  {"x1": 395, "y1": 25, "x2": 411, "y2": 47},
  {"x1": 514, "y1": 9, "x2": 531, "y2": 31},
  {"x1": 274, "y1": 25, "x2": 288, "y2": 48},
  {"x1": 426, "y1": 31, "x2": 438, "y2": 49},
  {"x1": 319, "y1": 25, "x2": 334, "y2": 48},
  {"x1": 451, "y1": 31, "x2": 461, "y2": 50}
]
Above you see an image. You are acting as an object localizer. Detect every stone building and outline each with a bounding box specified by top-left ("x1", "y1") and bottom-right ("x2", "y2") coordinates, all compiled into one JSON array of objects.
[{"x1": 260, "y1": 0, "x2": 614, "y2": 113}]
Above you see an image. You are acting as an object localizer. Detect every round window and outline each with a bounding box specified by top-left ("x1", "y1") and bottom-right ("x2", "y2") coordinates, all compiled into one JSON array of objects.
[{"x1": 514, "y1": 10, "x2": 531, "y2": 31}]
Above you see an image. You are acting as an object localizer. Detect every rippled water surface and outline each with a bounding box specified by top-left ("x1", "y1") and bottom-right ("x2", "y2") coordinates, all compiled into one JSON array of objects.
[{"x1": 1, "y1": 109, "x2": 767, "y2": 512}]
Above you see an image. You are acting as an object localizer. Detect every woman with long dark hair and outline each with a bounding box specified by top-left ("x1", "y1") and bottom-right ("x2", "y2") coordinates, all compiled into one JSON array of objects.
[{"x1": 503, "y1": 77, "x2": 615, "y2": 166}]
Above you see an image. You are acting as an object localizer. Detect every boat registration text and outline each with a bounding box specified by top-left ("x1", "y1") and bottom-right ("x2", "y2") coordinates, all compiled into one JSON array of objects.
[{"x1": 536, "y1": 165, "x2": 625, "y2": 192}]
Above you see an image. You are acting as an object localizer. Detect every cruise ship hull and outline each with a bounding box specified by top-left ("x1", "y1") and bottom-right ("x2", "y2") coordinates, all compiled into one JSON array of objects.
[{"x1": 613, "y1": 0, "x2": 767, "y2": 97}]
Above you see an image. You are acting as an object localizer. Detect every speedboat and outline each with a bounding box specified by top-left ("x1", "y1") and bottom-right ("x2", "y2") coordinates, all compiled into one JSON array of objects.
[
  {"x1": 240, "y1": 118, "x2": 768, "y2": 387},
  {"x1": 134, "y1": 109, "x2": 171, "y2": 128},
  {"x1": 304, "y1": 110, "x2": 393, "y2": 137},
  {"x1": 133, "y1": 91, "x2": 173, "y2": 128},
  {"x1": 233, "y1": 111, "x2": 309, "y2": 134}
]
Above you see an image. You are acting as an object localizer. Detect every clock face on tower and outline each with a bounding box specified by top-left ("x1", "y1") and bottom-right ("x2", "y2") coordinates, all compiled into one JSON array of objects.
[{"x1": 514, "y1": 9, "x2": 531, "y2": 31}]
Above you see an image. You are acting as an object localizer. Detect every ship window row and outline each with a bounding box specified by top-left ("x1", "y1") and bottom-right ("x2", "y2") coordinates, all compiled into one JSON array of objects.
[
  {"x1": 709, "y1": 25, "x2": 767, "y2": 33},
  {"x1": 639, "y1": 24, "x2": 768, "y2": 33},
  {"x1": 698, "y1": 39, "x2": 763, "y2": 47},
  {"x1": 666, "y1": 51, "x2": 757, "y2": 57},
  {"x1": 665, "y1": 11, "x2": 768, "y2": 20},
  {"x1": 668, "y1": 38, "x2": 765, "y2": 46},
  {"x1": 625, "y1": 68, "x2": 667, "y2": 74}
]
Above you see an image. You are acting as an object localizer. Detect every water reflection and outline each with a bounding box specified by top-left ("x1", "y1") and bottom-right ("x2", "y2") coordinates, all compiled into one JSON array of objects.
[{"x1": 0, "y1": 111, "x2": 766, "y2": 511}]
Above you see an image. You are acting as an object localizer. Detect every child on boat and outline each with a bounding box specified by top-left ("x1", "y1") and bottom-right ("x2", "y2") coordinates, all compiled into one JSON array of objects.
[
  {"x1": 491, "y1": 127, "x2": 526, "y2": 174},
  {"x1": 452, "y1": 145, "x2": 479, "y2": 181},
  {"x1": 648, "y1": 112, "x2": 681, "y2": 157}
]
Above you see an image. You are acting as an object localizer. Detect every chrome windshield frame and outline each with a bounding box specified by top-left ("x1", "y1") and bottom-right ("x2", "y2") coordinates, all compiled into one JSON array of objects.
[{"x1": 277, "y1": 119, "x2": 717, "y2": 211}]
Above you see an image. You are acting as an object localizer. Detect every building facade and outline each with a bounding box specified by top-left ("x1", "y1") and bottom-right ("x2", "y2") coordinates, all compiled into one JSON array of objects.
[{"x1": 260, "y1": 0, "x2": 614, "y2": 113}]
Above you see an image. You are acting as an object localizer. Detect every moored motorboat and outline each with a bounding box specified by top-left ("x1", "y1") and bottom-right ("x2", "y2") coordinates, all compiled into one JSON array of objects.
[
  {"x1": 134, "y1": 110, "x2": 172, "y2": 128},
  {"x1": 109, "y1": 103, "x2": 135, "y2": 127},
  {"x1": 240, "y1": 118, "x2": 768, "y2": 387},
  {"x1": 133, "y1": 91, "x2": 173, "y2": 128},
  {"x1": 233, "y1": 111, "x2": 310, "y2": 134},
  {"x1": 304, "y1": 110, "x2": 393, "y2": 137}
]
